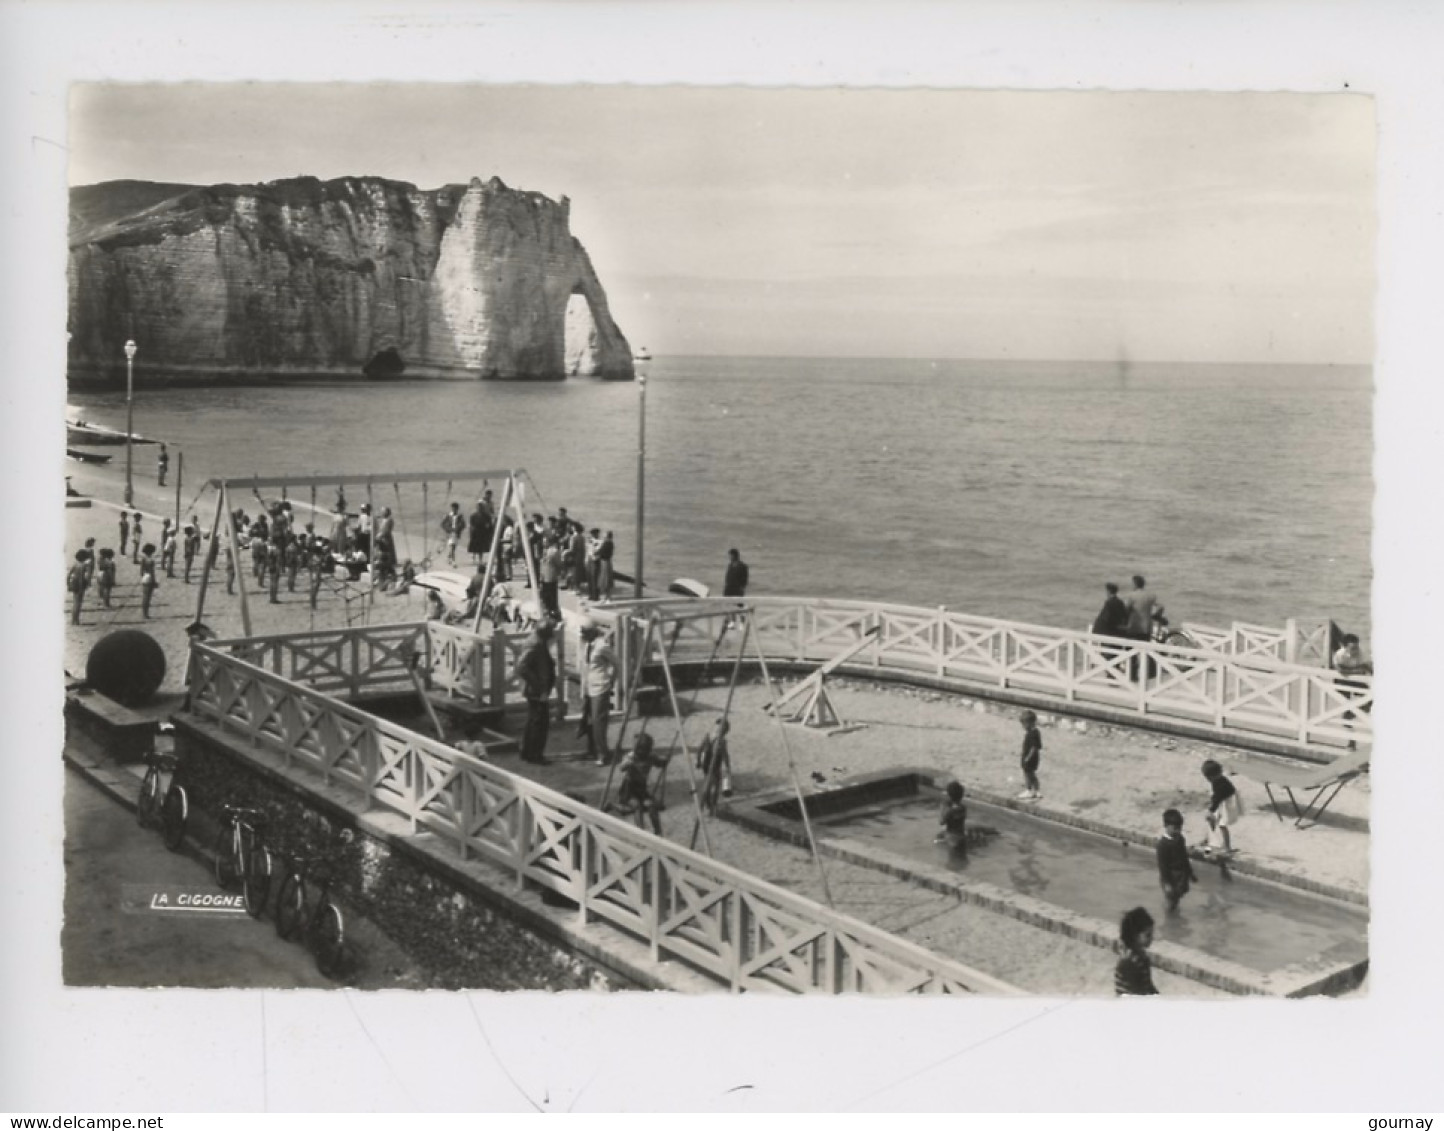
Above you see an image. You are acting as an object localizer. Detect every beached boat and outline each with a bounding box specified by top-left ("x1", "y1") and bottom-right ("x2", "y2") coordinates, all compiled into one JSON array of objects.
[
  {"x1": 66, "y1": 447, "x2": 113, "y2": 464},
  {"x1": 632, "y1": 347, "x2": 652, "y2": 362},
  {"x1": 67, "y1": 419, "x2": 159, "y2": 446}
]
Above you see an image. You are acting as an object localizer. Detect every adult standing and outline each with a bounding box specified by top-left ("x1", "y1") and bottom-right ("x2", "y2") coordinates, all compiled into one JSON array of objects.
[
  {"x1": 538, "y1": 538, "x2": 563, "y2": 621},
  {"x1": 723, "y1": 548, "x2": 750, "y2": 598},
  {"x1": 1332, "y1": 632, "x2": 1373, "y2": 749},
  {"x1": 442, "y1": 502, "x2": 466, "y2": 566},
  {"x1": 1091, "y1": 581, "x2": 1130, "y2": 636},
  {"x1": 156, "y1": 443, "x2": 169, "y2": 487},
  {"x1": 515, "y1": 621, "x2": 558, "y2": 764},
  {"x1": 597, "y1": 530, "x2": 615, "y2": 603},
  {"x1": 467, "y1": 499, "x2": 491, "y2": 566},
  {"x1": 1124, "y1": 574, "x2": 1158, "y2": 681},
  {"x1": 579, "y1": 620, "x2": 618, "y2": 765}
]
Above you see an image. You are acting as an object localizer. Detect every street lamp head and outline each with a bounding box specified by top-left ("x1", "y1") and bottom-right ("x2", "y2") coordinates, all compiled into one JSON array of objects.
[{"x1": 124, "y1": 340, "x2": 138, "y2": 360}]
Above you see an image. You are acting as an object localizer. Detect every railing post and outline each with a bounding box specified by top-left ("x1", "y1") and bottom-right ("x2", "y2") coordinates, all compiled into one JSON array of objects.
[
  {"x1": 515, "y1": 790, "x2": 530, "y2": 891},
  {"x1": 936, "y1": 607, "x2": 947, "y2": 677},
  {"x1": 650, "y1": 854, "x2": 663, "y2": 965},
  {"x1": 728, "y1": 888, "x2": 742, "y2": 992},
  {"x1": 577, "y1": 822, "x2": 591, "y2": 926}
]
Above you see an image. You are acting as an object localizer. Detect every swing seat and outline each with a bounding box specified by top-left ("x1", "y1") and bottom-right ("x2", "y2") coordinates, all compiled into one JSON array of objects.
[{"x1": 1228, "y1": 747, "x2": 1370, "y2": 829}]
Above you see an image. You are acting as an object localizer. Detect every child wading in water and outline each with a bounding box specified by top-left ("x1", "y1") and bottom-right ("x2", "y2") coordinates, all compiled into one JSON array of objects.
[
  {"x1": 1017, "y1": 710, "x2": 1042, "y2": 799},
  {"x1": 1156, "y1": 808, "x2": 1198, "y2": 912},
  {"x1": 936, "y1": 781, "x2": 968, "y2": 850},
  {"x1": 1201, "y1": 759, "x2": 1243, "y2": 857},
  {"x1": 1113, "y1": 907, "x2": 1159, "y2": 996}
]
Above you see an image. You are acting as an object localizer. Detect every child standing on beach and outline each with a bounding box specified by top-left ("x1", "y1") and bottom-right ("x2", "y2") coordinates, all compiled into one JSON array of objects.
[
  {"x1": 1113, "y1": 907, "x2": 1159, "y2": 995},
  {"x1": 936, "y1": 781, "x2": 969, "y2": 850},
  {"x1": 96, "y1": 548, "x2": 116, "y2": 607},
  {"x1": 67, "y1": 551, "x2": 89, "y2": 625},
  {"x1": 1201, "y1": 759, "x2": 1243, "y2": 857},
  {"x1": 1156, "y1": 809, "x2": 1198, "y2": 912},
  {"x1": 119, "y1": 512, "x2": 131, "y2": 557},
  {"x1": 130, "y1": 512, "x2": 144, "y2": 563},
  {"x1": 160, "y1": 520, "x2": 177, "y2": 578},
  {"x1": 139, "y1": 544, "x2": 159, "y2": 618},
  {"x1": 1017, "y1": 710, "x2": 1042, "y2": 800}
]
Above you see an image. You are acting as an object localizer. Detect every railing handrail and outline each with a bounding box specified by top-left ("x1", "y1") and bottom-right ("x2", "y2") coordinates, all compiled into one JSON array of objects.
[
  {"x1": 187, "y1": 641, "x2": 1015, "y2": 995},
  {"x1": 607, "y1": 595, "x2": 1359, "y2": 680}
]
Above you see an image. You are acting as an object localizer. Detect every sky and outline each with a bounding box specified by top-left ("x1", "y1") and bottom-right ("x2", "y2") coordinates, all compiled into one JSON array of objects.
[{"x1": 68, "y1": 83, "x2": 1376, "y2": 365}]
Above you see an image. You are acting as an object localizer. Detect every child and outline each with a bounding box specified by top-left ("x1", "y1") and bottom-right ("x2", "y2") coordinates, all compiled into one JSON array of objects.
[
  {"x1": 696, "y1": 717, "x2": 733, "y2": 813},
  {"x1": 139, "y1": 543, "x2": 159, "y2": 618},
  {"x1": 1156, "y1": 808, "x2": 1198, "y2": 911},
  {"x1": 96, "y1": 548, "x2": 117, "y2": 607},
  {"x1": 1017, "y1": 709, "x2": 1042, "y2": 799},
  {"x1": 1113, "y1": 907, "x2": 1159, "y2": 995},
  {"x1": 936, "y1": 780, "x2": 968, "y2": 850},
  {"x1": 160, "y1": 520, "x2": 177, "y2": 578},
  {"x1": 1201, "y1": 759, "x2": 1243, "y2": 856},
  {"x1": 613, "y1": 733, "x2": 663, "y2": 834},
  {"x1": 131, "y1": 512, "x2": 144, "y2": 563},
  {"x1": 119, "y1": 511, "x2": 131, "y2": 557},
  {"x1": 66, "y1": 551, "x2": 89, "y2": 625},
  {"x1": 182, "y1": 523, "x2": 200, "y2": 583}
]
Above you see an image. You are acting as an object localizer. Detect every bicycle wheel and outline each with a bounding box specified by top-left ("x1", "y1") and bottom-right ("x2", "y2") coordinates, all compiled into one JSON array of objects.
[
  {"x1": 275, "y1": 872, "x2": 305, "y2": 941},
  {"x1": 214, "y1": 826, "x2": 241, "y2": 890},
  {"x1": 310, "y1": 903, "x2": 348, "y2": 980},
  {"x1": 243, "y1": 845, "x2": 272, "y2": 919},
  {"x1": 137, "y1": 768, "x2": 161, "y2": 829},
  {"x1": 160, "y1": 785, "x2": 188, "y2": 851}
]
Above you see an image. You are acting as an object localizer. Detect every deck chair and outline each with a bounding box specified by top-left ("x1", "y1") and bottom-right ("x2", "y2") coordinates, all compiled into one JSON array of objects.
[{"x1": 1229, "y1": 747, "x2": 1370, "y2": 829}]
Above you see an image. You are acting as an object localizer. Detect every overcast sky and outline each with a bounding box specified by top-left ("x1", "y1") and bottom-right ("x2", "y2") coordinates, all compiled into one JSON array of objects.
[{"x1": 69, "y1": 83, "x2": 1374, "y2": 365}]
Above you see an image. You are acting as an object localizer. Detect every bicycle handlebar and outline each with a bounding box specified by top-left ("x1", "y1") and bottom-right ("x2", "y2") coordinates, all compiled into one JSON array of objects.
[{"x1": 219, "y1": 805, "x2": 269, "y2": 823}]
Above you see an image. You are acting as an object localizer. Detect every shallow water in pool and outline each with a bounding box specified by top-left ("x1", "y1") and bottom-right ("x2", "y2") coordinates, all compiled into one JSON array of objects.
[{"x1": 821, "y1": 794, "x2": 1368, "y2": 975}]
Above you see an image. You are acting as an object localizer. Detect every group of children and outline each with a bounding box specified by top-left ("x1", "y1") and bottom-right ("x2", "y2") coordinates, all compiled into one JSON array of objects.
[
  {"x1": 930, "y1": 707, "x2": 1248, "y2": 995},
  {"x1": 67, "y1": 508, "x2": 205, "y2": 624}
]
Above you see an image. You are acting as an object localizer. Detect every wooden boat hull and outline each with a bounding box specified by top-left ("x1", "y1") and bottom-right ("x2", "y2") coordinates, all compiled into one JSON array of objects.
[
  {"x1": 67, "y1": 447, "x2": 113, "y2": 464},
  {"x1": 67, "y1": 422, "x2": 157, "y2": 446}
]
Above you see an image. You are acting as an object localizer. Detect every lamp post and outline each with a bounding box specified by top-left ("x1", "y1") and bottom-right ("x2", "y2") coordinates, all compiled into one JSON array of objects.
[
  {"x1": 634, "y1": 372, "x2": 646, "y2": 598},
  {"x1": 123, "y1": 339, "x2": 137, "y2": 506}
]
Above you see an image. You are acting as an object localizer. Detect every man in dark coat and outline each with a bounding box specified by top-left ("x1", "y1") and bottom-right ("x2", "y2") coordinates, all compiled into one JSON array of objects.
[
  {"x1": 515, "y1": 622, "x2": 558, "y2": 764},
  {"x1": 723, "y1": 548, "x2": 749, "y2": 598}
]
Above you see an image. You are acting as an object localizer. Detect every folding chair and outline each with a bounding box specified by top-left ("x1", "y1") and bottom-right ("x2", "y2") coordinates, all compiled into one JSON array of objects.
[{"x1": 1229, "y1": 747, "x2": 1371, "y2": 829}]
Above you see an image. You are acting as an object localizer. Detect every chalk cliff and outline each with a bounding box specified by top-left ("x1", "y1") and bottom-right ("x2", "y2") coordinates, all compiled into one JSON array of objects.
[{"x1": 67, "y1": 175, "x2": 635, "y2": 385}]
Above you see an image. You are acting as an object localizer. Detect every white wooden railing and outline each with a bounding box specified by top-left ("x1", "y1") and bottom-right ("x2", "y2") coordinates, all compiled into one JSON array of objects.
[
  {"x1": 607, "y1": 597, "x2": 1372, "y2": 750},
  {"x1": 184, "y1": 641, "x2": 1015, "y2": 995},
  {"x1": 206, "y1": 600, "x2": 1371, "y2": 752},
  {"x1": 1179, "y1": 618, "x2": 1336, "y2": 668},
  {"x1": 207, "y1": 620, "x2": 544, "y2": 711}
]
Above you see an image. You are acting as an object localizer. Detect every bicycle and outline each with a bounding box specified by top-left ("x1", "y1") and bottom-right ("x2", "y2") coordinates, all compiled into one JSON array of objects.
[
  {"x1": 213, "y1": 804, "x2": 273, "y2": 920},
  {"x1": 136, "y1": 730, "x2": 188, "y2": 852},
  {"x1": 273, "y1": 831, "x2": 355, "y2": 981}
]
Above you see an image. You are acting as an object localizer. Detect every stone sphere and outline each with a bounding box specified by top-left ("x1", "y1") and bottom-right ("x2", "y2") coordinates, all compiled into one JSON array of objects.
[{"x1": 86, "y1": 630, "x2": 167, "y2": 707}]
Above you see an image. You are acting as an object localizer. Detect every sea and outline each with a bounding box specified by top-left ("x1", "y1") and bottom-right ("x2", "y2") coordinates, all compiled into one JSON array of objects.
[{"x1": 66, "y1": 355, "x2": 1374, "y2": 640}]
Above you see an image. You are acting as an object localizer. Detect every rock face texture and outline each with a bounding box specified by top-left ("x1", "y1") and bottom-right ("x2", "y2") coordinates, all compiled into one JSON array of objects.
[{"x1": 68, "y1": 176, "x2": 634, "y2": 385}]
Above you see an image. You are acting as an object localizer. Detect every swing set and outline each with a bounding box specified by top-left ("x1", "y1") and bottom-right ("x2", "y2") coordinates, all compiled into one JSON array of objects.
[
  {"x1": 190, "y1": 469, "x2": 541, "y2": 639},
  {"x1": 597, "y1": 600, "x2": 837, "y2": 907}
]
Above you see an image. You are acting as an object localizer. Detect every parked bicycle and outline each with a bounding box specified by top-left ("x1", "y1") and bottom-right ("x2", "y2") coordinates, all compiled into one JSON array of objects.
[
  {"x1": 136, "y1": 726, "x2": 188, "y2": 852},
  {"x1": 213, "y1": 804, "x2": 273, "y2": 919},
  {"x1": 273, "y1": 831, "x2": 355, "y2": 981}
]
